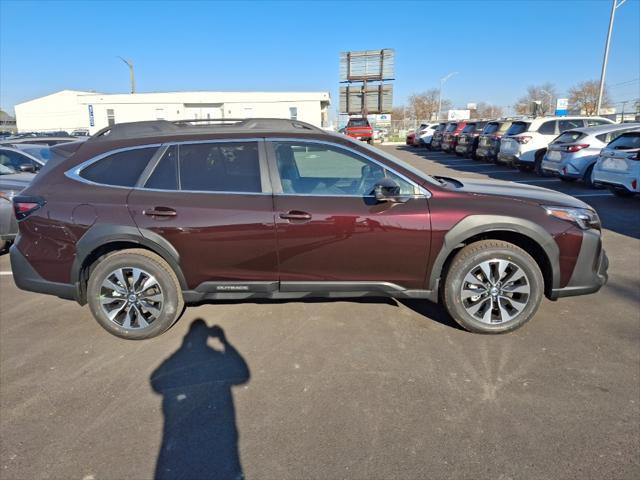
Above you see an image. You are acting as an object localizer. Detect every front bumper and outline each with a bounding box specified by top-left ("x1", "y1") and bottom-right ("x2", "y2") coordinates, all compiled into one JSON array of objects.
[{"x1": 550, "y1": 230, "x2": 608, "y2": 299}]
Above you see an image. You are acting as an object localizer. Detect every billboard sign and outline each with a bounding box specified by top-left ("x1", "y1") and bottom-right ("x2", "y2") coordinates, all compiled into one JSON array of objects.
[
  {"x1": 340, "y1": 49, "x2": 395, "y2": 82},
  {"x1": 555, "y1": 98, "x2": 569, "y2": 116},
  {"x1": 447, "y1": 109, "x2": 471, "y2": 121},
  {"x1": 339, "y1": 85, "x2": 393, "y2": 114}
]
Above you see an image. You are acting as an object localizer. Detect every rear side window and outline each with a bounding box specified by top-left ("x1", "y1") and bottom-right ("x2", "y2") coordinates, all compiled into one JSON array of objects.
[
  {"x1": 147, "y1": 142, "x2": 262, "y2": 193},
  {"x1": 506, "y1": 122, "x2": 530, "y2": 135},
  {"x1": 558, "y1": 119, "x2": 584, "y2": 132},
  {"x1": 80, "y1": 147, "x2": 158, "y2": 187},
  {"x1": 607, "y1": 132, "x2": 640, "y2": 150},
  {"x1": 586, "y1": 119, "x2": 611, "y2": 127},
  {"x1": 553, "y1": 131, "x2": 585, "y2": 144},
  {"x1": 538, "y1": 121, "x2": 557, "y2": 135},
  {"x1": 596, "y1": 129, "x2": 633, "y2": 144}
]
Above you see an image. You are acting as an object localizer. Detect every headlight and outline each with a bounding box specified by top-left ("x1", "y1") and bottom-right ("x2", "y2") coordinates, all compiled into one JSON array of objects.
[{"x1": 544, "y1": 206, "x2": 601, "y2": 230}]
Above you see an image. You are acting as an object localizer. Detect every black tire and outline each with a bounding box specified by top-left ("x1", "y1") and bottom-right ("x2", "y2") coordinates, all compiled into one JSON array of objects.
[
  {"x1": 443, "y1": 240, "x2": 544, "y2": 334},
  {"x1": 583, "y1": 164, "x2": 596, "y2": 188},
  {"x1": 534, "y1": 150, "x2": 547, "y2": 176},
  {"x1": 611, "y1": 187, "x2": 633, "y2": 197},
  {"x1": 0, "y1": 240, "x2": 7, "y2": 253},
  {"x1": 87, "y1": 248, "x2": 184, "y2": 339},
  {"x1": 517, "y1": 163, "x2": 533, "y2": 172},
  {"x1": 559, "y1": 176, "x2": 577, "y2": 183}
]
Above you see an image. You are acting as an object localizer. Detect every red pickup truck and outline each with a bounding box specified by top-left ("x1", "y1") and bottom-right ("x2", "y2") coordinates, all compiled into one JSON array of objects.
[{"x1": 345, "y1": 117, "x2": 373, "y2": 143}]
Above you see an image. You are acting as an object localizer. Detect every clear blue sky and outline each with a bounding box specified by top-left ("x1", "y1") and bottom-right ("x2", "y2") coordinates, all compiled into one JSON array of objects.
[{"x1": 1, "y1": 0, "x2": 639, "y2": 116}]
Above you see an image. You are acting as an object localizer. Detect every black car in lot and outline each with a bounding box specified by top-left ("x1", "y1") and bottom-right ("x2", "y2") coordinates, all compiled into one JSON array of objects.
[
  {"x1": 476, "y1": 120, "x2": 513, "y2": 162},
  {"x1": 455, "y1": 121, "x2": 488, "y2": 158}
]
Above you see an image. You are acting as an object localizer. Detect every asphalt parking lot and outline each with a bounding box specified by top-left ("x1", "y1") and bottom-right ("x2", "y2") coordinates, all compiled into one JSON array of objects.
[{"x1": 1, "y1": 145, "x2": 639, "y2": 480}]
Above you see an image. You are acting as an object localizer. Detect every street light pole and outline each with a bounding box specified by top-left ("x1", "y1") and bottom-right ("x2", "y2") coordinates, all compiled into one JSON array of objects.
[
  {"x1": 597, "y1": 0, "x2": 627, "y2": 115},
  {"x1": 438, "y1": 72, "x2": 458, "y2": 121},
  {"x1": 118, "y1": 57, "x2": 136, "y2": 94}
]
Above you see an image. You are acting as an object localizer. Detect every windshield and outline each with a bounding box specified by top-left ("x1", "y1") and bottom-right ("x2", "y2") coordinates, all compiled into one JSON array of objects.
[
  {"x1": 506, "y1": 121, "x2": 530, "y2": 135},
  {"x1": 483, "y1": 122, "x2": 500, "y2": 134},
  {"x1": 607, "y1": 131, "x2": 640, "y2": 150},
  {"x1": 347, "y1": 119, "x2": 369, "y2": 128},
  {"x1": 20, "y1": 146, "x2": 50, "y2": 162},
  {"x1": 553, "y1": 131, "x2": 585, "y2": 144},
  {"x1": 444, "y1": 123, "x2": 458, "y2": 133}
]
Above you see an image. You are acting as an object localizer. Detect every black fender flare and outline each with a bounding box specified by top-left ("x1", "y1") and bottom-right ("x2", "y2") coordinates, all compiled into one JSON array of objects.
[
  {"x1": 428, "y1": 214, "x2": 560, "y2": 292},
  {"x1": 71, "y1": 224, "x2": 188, "y2": 290}
]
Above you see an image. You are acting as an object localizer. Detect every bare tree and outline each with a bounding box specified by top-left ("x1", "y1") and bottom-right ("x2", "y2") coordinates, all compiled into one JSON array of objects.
[
  {"x1": 568, "y1": 80, "x2": 612, "y2": 116},
  {"x1": 475, "y1": 102, "x2": 504, "y2": 119},
  {"x1": 407, "y1": 89, "x2": 451, "y2": 121},
  {"x1": 516, "y1": 83, "x2": 558, "y2": 115}
]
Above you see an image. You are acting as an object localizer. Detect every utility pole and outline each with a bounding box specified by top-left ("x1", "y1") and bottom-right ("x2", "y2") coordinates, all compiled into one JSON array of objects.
[
  {"x1": 597, "y1": 0, "x2": 628, "y2": 115},
  {"x1": 438, "y1": 72, "x2": 458, "y2": 121},
  {"x1": 620, "y1": 100, "x2": 628, "y2": 122},
  {"x1": 118, "y1": 57, "x2": 136, "y2": 94}
]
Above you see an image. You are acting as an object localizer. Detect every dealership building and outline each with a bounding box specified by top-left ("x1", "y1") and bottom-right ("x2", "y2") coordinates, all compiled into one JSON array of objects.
[{"x1": 14, "y1": 89, "x2": 331, "y2": 134}]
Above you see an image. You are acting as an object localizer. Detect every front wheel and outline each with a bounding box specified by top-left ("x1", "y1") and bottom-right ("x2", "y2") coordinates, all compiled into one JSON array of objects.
[
  {"x1": 443, "y1": 240, "x2": 544, "y2": 334},
  {"x1": 87, "y1": 249, "x2": 184, "y2": 339}
]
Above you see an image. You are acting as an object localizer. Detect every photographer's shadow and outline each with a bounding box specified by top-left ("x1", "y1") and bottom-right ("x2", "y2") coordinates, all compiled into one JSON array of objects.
[{"x1": 151, "y1": 319, "x2": 250, "y2": 480}]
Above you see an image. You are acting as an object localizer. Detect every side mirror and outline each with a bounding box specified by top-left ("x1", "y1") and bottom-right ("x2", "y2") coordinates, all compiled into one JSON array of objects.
[
  {"x1": 374, "y1": 177, "x2": 402, "y2": 202},
  {"x1": 18, "y1": 164, "x2": 35, "y2": 173}
]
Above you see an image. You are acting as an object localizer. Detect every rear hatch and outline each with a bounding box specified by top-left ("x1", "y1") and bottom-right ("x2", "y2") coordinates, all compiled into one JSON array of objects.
[
  {"x1": 598, "y1": 131, "x2": 640, "y2": 172},
  {"x1": 501, "y1": 121, "x2": 531, "y2": 154},
  {"x1": 457, "y1": 123, "x2": 476, "y2": 145}
]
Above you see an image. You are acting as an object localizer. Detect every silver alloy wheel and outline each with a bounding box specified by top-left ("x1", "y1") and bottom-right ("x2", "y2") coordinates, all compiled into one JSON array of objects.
[
  {"x1": 99, "y1": 267, "x2": 163, "y2": 330},
  {"x1": 460, "y1": 259, "x2": 531, "y2": 325}
]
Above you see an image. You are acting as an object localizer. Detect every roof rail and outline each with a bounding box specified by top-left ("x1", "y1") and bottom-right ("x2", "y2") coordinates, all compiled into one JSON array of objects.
[{"x1": 88, "y1": 118, "x2": 324, "y2": 141}]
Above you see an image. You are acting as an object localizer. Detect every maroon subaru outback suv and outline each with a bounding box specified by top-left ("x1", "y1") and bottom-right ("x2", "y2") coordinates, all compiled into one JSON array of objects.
[{"x1": 10, "y1": 119, "x2": 608, "y2": 339}]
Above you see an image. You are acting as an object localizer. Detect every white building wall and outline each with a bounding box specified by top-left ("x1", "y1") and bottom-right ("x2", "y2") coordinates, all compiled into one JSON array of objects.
[{"x1": 15, "y1": 90, "x2": 330, "y2": 133}]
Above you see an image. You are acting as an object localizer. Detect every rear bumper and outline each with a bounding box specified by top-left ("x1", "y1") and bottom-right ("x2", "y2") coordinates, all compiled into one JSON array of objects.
[
  {"x1": 455, "y1": 144, "x2": 472, "y2": 155},
  {"x1": 497, "y1": 153, "x2": 518, "y2": 165},
  {"x1": 593, "y1": 169, "x2": 640, "y2": 192},
  {"x1": 10, "y1": 243, "x2": 79, "y2": 301},
  {"x1": 475, "y1": 146, "x2": 496, "y2": 159},
  {"x1": 550, "y1": 230, "x2": 608, "y2": 299}
]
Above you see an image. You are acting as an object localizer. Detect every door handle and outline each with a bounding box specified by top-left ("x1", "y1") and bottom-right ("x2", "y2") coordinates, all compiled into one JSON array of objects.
[
  {"x1": 143, "y1": 207, "x2": 177, "y2": 217},
  {"x1": 279, "y1": 210, "x2": 312, "y2": 221}
]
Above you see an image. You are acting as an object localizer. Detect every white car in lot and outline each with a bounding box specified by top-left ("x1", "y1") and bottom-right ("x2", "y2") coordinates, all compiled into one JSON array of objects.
[
  {"x1": 497, "y1": 116, "x2": 614, "y2": 173},
  {"x1": 541, "y1": 123, "x2": 639, "y2": 187},
  {"x1": 593, "y1": 130, "x2": 640, "y2": 197},
  {"x1": 415, "y1": 122, "x2": 440, "y2": 147}
]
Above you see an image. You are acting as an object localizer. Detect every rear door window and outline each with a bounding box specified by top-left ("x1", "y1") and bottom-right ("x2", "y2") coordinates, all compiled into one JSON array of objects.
[
  {"x1": 505, "y1": 122, "x2": 530, "y2": 135},
  {"x1": 79, "y1": 147, "x2": 158, "y2": 186},
  {"x1": 558, "y1": 119, "x2": 585, "y2": 132},
  {"x1": 538, "y1": 121, "x2": 557, "y2": 135},
  {"x1": 0, "y1": 149, "x2": 36, "y2": 172},
  {"x1": 145, "y1": 146, "x2": 178, "y2": 190},
  {"x1": 178, "y1": 142, "x2": 262, "y2": 193}
]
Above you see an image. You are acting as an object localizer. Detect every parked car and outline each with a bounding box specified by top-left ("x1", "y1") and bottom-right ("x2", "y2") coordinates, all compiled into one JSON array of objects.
[
  {"x1": 441, "y1": 121, "x2": 468, "y2": 153},
  {"x1": 373, "y1": 128, "x2": 387, "y2": 144},
  {"x1": 0, "y1": 165, "x2": 35, "y2": 251},
  {"x1": 542, "y1": 123, "x2": 639, "y2": 187},
  {"x1": 10, "y1": 118, "x2": 608, "y2": 338},
  {"x1": 593, "y1": 129, "x2": 640, "y2": 196},
  {"x1": 497, "y1": 116, "x2": 614, "y2": 173},
  {"x1": 406, "y1": 131, "x2": 416, "y2": 145},
  {"x1": 2, "y1": 136, "x2": 79, "y2": 147},
  {"x1": 0, "y1": 145, "x2": 47, "y2": 173},
  {"x1": 429, "y1": 123, "x2": 448, "y2": 150},
  {"x1": 455, "y1": 121, "x2": 488, "y2": 157},
  {"x1": 344, "y1": 117, "x2": 373, "y2": 143},
  {"x1": 71, "y1": 129, "x2": 90, "y2": 137},
  {"x1": 475, "y1": 120, "x2": 513, "y2": 162},
  {"x1": 415, "y1": 123, "x2": 440, "y2": 147}
]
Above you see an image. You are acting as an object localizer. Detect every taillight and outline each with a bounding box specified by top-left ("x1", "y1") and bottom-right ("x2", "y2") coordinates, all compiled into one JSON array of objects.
[
  {"x1": 514, "y1": 136, "x2": 532, "y2": 144},
  {"x1": 493, "y1": 135, "x2": 502, "y2": 140},
  {"x1": 13, "y1": 195, "x2": 45, "y2": 220},
  {"x1": 632, "y1": 179, "x2": 637, "y2": 190},
  {"x1": 565, "y1": 144, "x2": 590, "y2": 153}
]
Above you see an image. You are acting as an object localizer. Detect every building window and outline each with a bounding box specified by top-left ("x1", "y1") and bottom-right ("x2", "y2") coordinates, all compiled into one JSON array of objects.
[
  {"x1": 289, "y1": 107, "x2": 298, "y2": 120},
  {"x1": 107, "y1": 109, "x2": 115, "y2": 126}
]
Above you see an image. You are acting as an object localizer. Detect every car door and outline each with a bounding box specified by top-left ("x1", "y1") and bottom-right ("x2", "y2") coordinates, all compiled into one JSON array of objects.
[
  {"x1": 127, "y1": 139, "x2": 279, "y2": 291},
  {"x1": 267, "y1": 139, "x2": 431, "y2": 292}
]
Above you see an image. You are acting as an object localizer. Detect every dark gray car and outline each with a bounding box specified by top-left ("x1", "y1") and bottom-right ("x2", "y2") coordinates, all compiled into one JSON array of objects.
[{"x1": 0, "y1": 166, "x2": 35, "y2": 251}]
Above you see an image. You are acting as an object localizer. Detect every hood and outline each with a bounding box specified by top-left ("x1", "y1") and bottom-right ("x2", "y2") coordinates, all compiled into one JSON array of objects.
[
  {"x1": 441, "y1": 177, "x2": 590, "y2": 209},
  {"x1": 0, "y1": 172, "x2": 36, "y2": 193}
]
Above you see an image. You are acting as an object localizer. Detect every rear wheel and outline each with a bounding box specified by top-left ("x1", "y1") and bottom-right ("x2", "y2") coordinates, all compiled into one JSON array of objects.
[
  {"x1": 583, "y1": 164, "x2": 596, "y2": 188},
  {"x1": 0, "y1": 240, "x2": 7, "y2": 253},
  {"x1": 443, "y1": 240, "x2": 544, "y2": 334},
  {"x1": 559, "y1": 176, "x2": 577, "y2": 183},
  {"x1": 87, "y1": 249, "x2": 184, "y2": 339},
  {"x1": 533, "y1": 150, "x2": 547, "y2": 176}
]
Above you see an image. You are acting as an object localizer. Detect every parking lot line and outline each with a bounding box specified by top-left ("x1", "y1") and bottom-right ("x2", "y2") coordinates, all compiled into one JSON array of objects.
[
  {"x1": 514, "y1": 179, "x2": 560, "y2": 183},
  {"x1": 473, "y1": 170, "x2": 519, "y2": 174},
  {"x1": 572, "y1": 193, "x2": 614, "y2": 197},
  {"x1": 445, "y1": 163, "x2": 494, "y2": 167},
  {"x1": 0, "y1": 271, "x2": 13, "y2": 276}
]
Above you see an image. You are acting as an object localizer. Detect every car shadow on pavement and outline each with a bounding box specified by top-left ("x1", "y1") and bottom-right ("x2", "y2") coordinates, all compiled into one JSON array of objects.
[
  {"x1": 398, "y1": 298, "x2": 464, "y2": 331},
  {"x1": 150, "y1": 319, "x2": 250, "y2": 480}
]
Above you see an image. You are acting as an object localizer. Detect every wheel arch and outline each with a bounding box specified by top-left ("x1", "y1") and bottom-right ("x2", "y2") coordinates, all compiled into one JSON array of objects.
[
  {"x1": 428, "y1": 215, "x2": 559, "y2": 299},
  {"x1": 71, "y1": 225, "x2": 187, "y2": 304}
]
